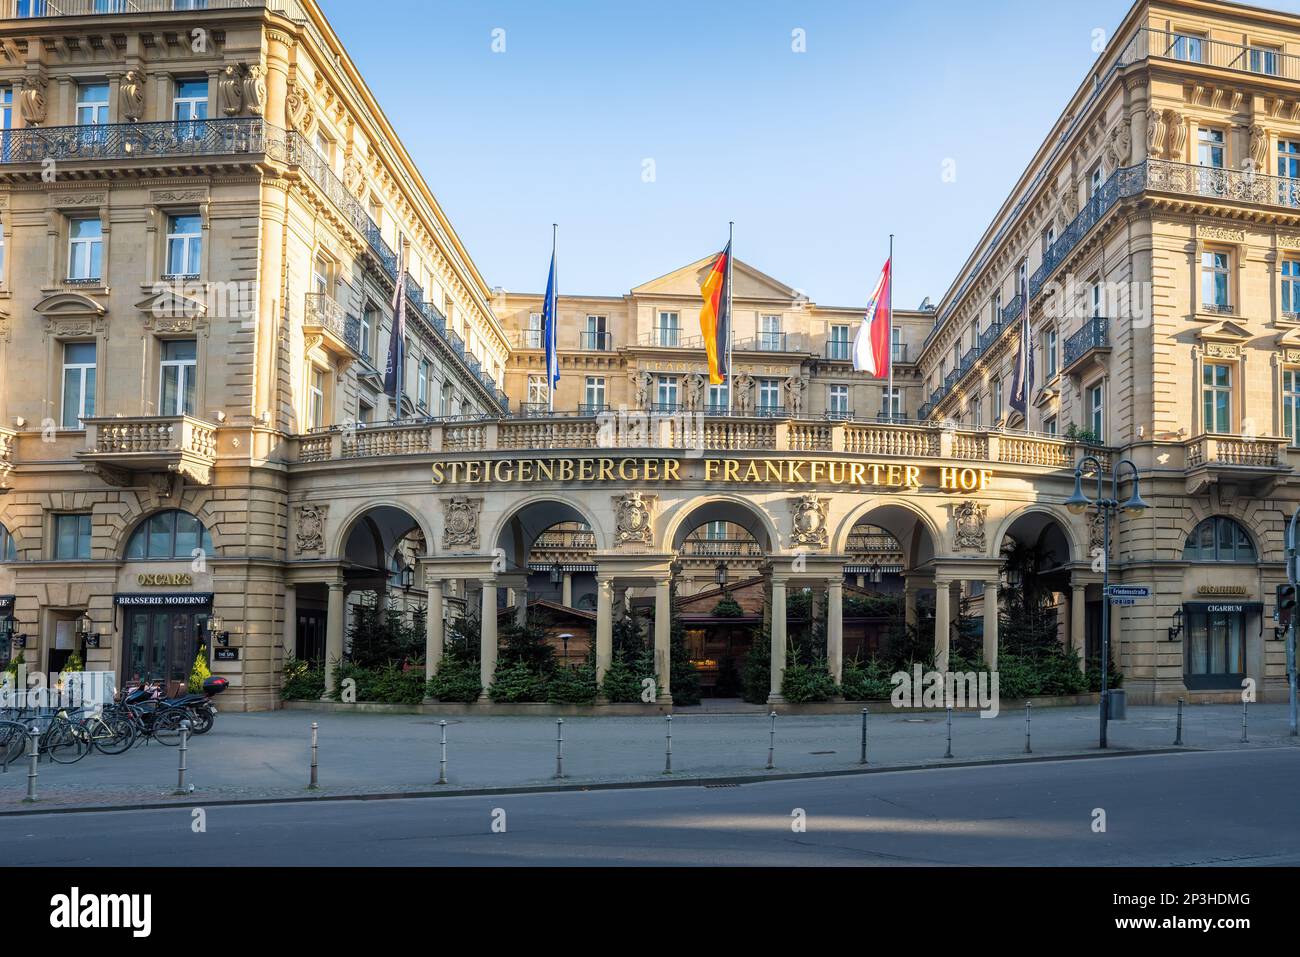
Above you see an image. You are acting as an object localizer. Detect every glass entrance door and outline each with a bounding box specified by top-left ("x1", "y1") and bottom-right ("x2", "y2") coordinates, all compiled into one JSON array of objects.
[{"x1": 1185, "y1": 604, "x2": 1249, "y2": 689}]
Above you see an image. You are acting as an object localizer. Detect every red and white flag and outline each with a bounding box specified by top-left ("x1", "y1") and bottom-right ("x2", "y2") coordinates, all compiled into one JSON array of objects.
[{"x1": 852, "y1": 258, "x2": 892, "y2": 378}]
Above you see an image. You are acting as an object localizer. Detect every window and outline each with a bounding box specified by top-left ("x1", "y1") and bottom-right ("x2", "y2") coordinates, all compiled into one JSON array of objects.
[
  {"x1": 759, "y1": 315, "x2": 783, "y2": 351},
  {"x1": 358, "y1": 398, "x2": 374, "y2": 424},
  {"x1": 1280, "y1": 140, "x2": 1300, "y2": 179},
  {"x1": 1045, "y1": 327, "x2": 1059, "y2": 379},
  {"x1": 583, "y1": 315, "x2": 608, "y2": 351},
  {"x1": 68, "y1": 218, "x2": 103, "y2": 281},
  {"x1": 891, "y1": 327, "x2": 904, "y2": 362},
  {"x1": 1286, "y1": 369, "x2": 1300, "y2": 446},
  {"x1": 1089, "y1": 164, "x2": 1103, "y2": 197},
  {"x1": 1201, "y1": 250, "x2": 1231, "y2": 309},
  {"x1": 360, "y1": 305, "x2": 376, "y2": 360},
  {"x1": 1088, "y1": 382, "x2": 1105, "y2": 439},
  {"x1": 1042, "y1": 225, "x2": 1056, "y2": 255},
  {"x1": 0, "y1": 524, "x2": 15, "y2": 562},
  {"x1": 758, "y1": 378, "x2": 780, "y2": 412},
  {"x1": 1017, "y1": 260, "x2": 1028, "y2": 299},
  {"x1": 417, "y1": 360, "x2": 429, "y2": 409},
  {"x1": 1, "y1": 85, "x2": 11, "y2": 166},
  {"x1": 828, "y1": 324, "x2": 850, "y2": 360},
  {"x1": 1198, "y1": 128, "x2": 1225, "y2": 168},
  {"x1": 1250, "y1": 45, "x2": 1280, "y2": 76},
  {"x1": 707, "y1": 383, "x2": 728, "y2": 412},
  {"x1": 705, "y1": 521, "x2": 727, "y2": 541},
  {"x1": 1183, "y1": 517, "x2": 1256, "y2": 563},
  {"x1": 61, "y1": 342, "x2": 96, "y2": 429},
  {"x1": 312, "y1": 254, "x2": 332, "y2": 296},
  {"x1": 1202, "y1": 363, "x2": 1232, "y2": 434},
  {"x1": 76, "y1": 82, "x2": 108, "y2": 126},
  {"x1": 314, "y1": 130, "x2": 334, "y2": 167},
  {"x1": 1170, "y1": 32, "x2": 1204, "y2": 63},
  {"x1": 657, "y1": 311, "x2": 680, "y2": 347},
  {"x1": 882, "y1": 386, "x2": 902, "y2": 419},
  {"x1": 656, "y1": 375, "x2": 678, "y2": 410},
  {"x1": 828, "y1": 384, "x2": 849, "y2": 416},
  {"x1": 159, "y1": 339, "x2": 198, "y2": 416},
  {"x1": 583, "y1": 376, "x2": 606, "y2": 413},
  {"x1": 1044, "y1": 415, "x2": 1057, "y2": 436},
  {"x1": 972, "y1": 395, "x2": 982, "y2": 428},
  {"x1": 172, "y1": 77, "x2": 207, "y2": 141},
  {"x1": 1286, "y1": 262, "x2": 1300, "y2": 318},
  {"x1": 991, "y1": 292, "x2": 1002, "y2": 327},
  {"x1": 526, "y1": 313, "x2": 543, "y2": 349},
  {"x1": 54, "y1": 514, "x2": 92, "y2": 560},
  {"x1": 165, "y1": 214, "x2": 201, "y2": 278},
  {"x1": 1184, "y1": 606, "x2": 1248, "y2": 689},
  {"x1": 125, "y1": 510, "x2": 214, "y2": 561},
  {"x1": 1090, "y1": 281, "x2": 1103, "y2": 317},
  {"x1": 991, "y1": 377, "x2": 1002, "y2": 421},
  {"x1": 527, "y1": 374, "x2": 547, "y2": 409},
  {"x1": 308, "y1": 367, "x2": 325, "y2": 429}
]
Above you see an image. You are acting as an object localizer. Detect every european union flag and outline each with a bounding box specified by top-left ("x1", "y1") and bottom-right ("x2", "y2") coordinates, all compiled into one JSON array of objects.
[{"x1": 542, "y1": 229, "x2": 560, "y2": 405}]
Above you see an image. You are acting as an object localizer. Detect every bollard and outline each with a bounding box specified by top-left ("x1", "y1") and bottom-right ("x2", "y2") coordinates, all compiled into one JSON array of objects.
[
  {"x1": 1024, "y1": 701, "x2": 1032, "y2": 754},
  {"x1": 859, "y1": 708, "x2": 869, "y2": 765},
  {"x1": 1175, "y1": 697, "x2": 1184, "y2": 746},
  {"x1": 23, "y1": 725, "x2": 38, "y2": 803},
  {"x1": 1241, "y1": 698, "x2": 1249, "y2": 744},
  {"x1": 944, "y1": 707, "x2": 953, "y2": 759},
  {"x1": 554, "y1": 718, "x2": 565, "y2": 780},
  {"x1": 766, "y1": 711, "x2": 777, "y2": 770},
  {"x1": 308, "y1": 721, "x2": 319, "y2": 790},
  {"x1": 664, "y1": 714, "x2": 673, "y2": 775},
  {"x1": 438, "y1": 720, "x2": 448, "y2": 785},
  {"x1": 173, "y1": 720, "x2": 192, "y2": 795}
]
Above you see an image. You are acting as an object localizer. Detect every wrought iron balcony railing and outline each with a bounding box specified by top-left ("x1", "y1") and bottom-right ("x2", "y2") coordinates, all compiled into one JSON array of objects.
[
  {"x1": 679, "y1": 539, "x2": 765, "y2": 559},
  {"x1": 3, "y1": 0, "x2": 307, "y2": 17},
  {"x1": 0, "y1": 117, "x2": 267, "y2": 165},
  {"x1": 303, "y1": 293, "x2": 361, "y2": 355},
  {"x1": 1062, "y1": 316, "x2": 1108, "y2": 369}
]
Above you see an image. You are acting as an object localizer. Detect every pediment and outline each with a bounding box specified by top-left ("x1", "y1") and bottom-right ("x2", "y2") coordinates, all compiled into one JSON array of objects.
[
  {"x1": 632, "y1": 256, "x2": 801, "y2": 302},
  {"x1": 1196, "y1": 319, "x2": 1251, "y2": 343},
  {"x1": 34, "y1": 291, "x2": 107, "y2": 318},
  {"x1": 1277, "y1": 326, "x2": 1300, "y2": 347},
  {"x1": 134, "y1": 286, "x2": 208, "y2": 320}
]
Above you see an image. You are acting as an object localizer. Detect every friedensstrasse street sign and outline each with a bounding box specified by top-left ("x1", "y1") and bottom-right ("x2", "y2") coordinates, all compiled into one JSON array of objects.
[{"x1": 1107, "y1": 586, "x2": 1151, "y2": 599}]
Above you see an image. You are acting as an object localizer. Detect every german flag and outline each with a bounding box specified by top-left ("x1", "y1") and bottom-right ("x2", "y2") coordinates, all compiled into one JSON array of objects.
[{"x1": 699, "y1": 241, "x2": 732, "y2": 385}]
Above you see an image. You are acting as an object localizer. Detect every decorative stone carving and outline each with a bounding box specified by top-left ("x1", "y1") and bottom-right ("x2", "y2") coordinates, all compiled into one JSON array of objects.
[
  {"x1": 243, "y1": 65, "x2": 266, "y2": 116},
  {"x1": 1199, "y1": 224, "x2": 1245, "y2": 243},
  {"x1": 442, "y1": 497, "x2": 481, "y2": 550},
  {"x1": 1165, "y1": 109, "x2": 1186, "y2": 160},
  {"x1": 219, "y1": 65, "x2": 243, "y2": 116},
  {"x1": 788, "y1": 495, "x2": 829, "y2": 549},
  {"x1": 286, "y1": 81, "x2": 315, "y2": 135},
  {"x1": 1145, "y1": 107, "x2": 1166, "y2": 158},
  {"x1": 19, "y1": 75, "x2": 47, "y2": 125},
  {"x1": 148, "y1": 471, "x2": 178, "y2": 504},
  {"x1": 1105, "y1": 122, "x2": 1131, "y2": 170},
  {"x1": 1088, "y1": 511, "x2": 1105, "y2": 556},
  {"x1": 631, "y1": 371, "x2": 652, "y2": 410},
  {"x1": 613, "y1": 492, "x2": 655, "y2": 547},
  {"x1": 683, "y1": 373, "x2": 706, "y2": 412},
  {"x1": 951, "y1": 501, "x2": 988, "y2": 551},
  {"x1": 295, "y1": 504, "x2": 327, "y2": 554},
  {"x1": 1250, "y1": 124, "x2": 1269, "y2": 172},
  {"x1": 344, "y1": 158, "x2": 366, "y2": 198},
  {"x1": 1203, "y1": 341, "x2": 1242, "y2": 359},
  {"x1": 732, "y1": 372, "x2": 754, "y2": 413},
  {"x1": 120, "y1": 70, "x2": 146, "y2": 121}
]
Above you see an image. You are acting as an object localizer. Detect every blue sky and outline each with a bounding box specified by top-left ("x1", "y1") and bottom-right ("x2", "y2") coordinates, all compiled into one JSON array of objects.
[{"x1": 320, "y1": 0, "x2": 1300, "y2": 309}]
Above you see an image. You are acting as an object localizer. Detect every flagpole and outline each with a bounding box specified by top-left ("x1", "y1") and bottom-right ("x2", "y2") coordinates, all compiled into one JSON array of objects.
[
  {"x1": 887, "y1": 233, "x2": 894, "y2": 423},
  {"x1": 548, "y1": 223, "x2": 557, "y2": 415},
  {"x1": 726, "y1": 221, "x2": 734, "y2": 415},
  {"x1": 396, "y1": 238, "x2": 405, "y2": 423}
]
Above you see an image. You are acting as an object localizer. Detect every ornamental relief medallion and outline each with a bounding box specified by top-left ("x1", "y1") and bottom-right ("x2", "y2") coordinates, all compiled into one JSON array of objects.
[
  {"x1": 295, "y1": 504, "x2": 328, "y2": 554},
  {"x1": 613, "y1": 492, "x2": 654, "y2": 547},
  {"x1": 1279, "y1": 234, "x2": 1300, "y2": 251},
  {"x1": 950, "y1": 501, "x2": 988, "y2": 552},
  {"x1": 1198, "y1": 225, "x2": 1245, "y2": 244},
  {"x1": 788, "y1": 495, "x2": 829, "y2": 549},
  {"x1": 442, "y1": 497, "x2": 481, "y2": 551}
]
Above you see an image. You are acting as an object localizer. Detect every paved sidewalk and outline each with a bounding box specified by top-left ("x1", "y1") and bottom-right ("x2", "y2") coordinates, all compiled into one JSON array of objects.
[{"x1": 1, "y1": 703, "x2": 1296, "y2": 811}]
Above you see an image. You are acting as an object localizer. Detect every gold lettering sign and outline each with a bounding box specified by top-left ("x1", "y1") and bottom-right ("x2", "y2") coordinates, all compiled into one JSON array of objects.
[
  {"x1": 431, "y1": 457, "x2": 991, "y2": 492},
  {"x1": 1196, "y1": 584, "x2": 1247, "y2": 596},
  {"x1": 137, "y1": 573, "x2": 194, "y2": 587}
]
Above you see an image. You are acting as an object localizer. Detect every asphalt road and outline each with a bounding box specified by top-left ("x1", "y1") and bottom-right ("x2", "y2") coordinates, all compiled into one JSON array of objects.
[{"x1": 4, "y1": 749, "x2": 1298, "y2": 866}]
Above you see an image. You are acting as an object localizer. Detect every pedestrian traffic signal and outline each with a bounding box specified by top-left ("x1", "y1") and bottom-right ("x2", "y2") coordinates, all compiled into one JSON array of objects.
[{"x1": 1278, "y1": 584, "x2": 1297, "y2": 633}]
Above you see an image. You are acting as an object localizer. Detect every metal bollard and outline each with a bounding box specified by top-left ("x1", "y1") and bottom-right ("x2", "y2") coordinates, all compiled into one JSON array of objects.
[
  {"x1": 859, "y1": 708, "x2": 869, "y2": 765},
  {"x1": 766, "y1": 711, "x2": 777, "y2": 770},
  {"x1": 308, "y1": 721, "x2": 319, "y2": 789},
  {"x1": 1241, "y1": 698, "x2": 1249, "y2": 743},
  {"x1": 438, "y1": 720, "x2": 448, "y2": 785},
  {"x1": 944, "y1": 707, "x2": 953, "y2": 759},
  {"x1": 23, "y1": 725, "x2": 38, "y2": 803},
  {"x1": 174, "y1": 720, "x2": 192, "y2": 795},
  {"x1": 663, "y1": 714, "x2": 673, "y2": 775},
  {"x1": 1175, "y1": 697, "x2": 1184, "y2": 746},
  {"x1": 554, "y1": 718, "x2": 565, "y2": 780},
  {"x1": 1024, "y1": 702, "x2": 1032, "y2": 754}
]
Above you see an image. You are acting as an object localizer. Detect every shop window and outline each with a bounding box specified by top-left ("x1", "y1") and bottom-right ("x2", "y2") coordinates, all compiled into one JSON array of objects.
[
  {"x1": 1182, "y1": 517, "x2": 1256, "y2": 563},
  {"x1": 125, "y1": 510, "x2": 214, "y2": 561},
  {"x1": 53, "y1": 514, "x2": 92, "y2": 560}
]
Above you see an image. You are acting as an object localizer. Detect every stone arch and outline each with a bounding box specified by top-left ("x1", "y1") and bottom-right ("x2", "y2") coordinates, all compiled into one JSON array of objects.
[
  {"x1": 489, "y1": 494, "x2": 606, "y2": 574},
  {"x1": 833, "y1": 497, "x2": 944, "y2": 566},
  {"x1": 1174, "y1": 502, "x2": 1269, "y2": 561},
  {"x1": 661, "y1": 494, "x2": 780, "y2": 553},
  {"x1": 116, "y1": 506, "x2": 220, "y2": 561},
  {"x1": 1180, "y1": 514, "x2": 1261, "y2": 562},
  {"x1": 992, "y1": 505, "x2": 1081, "y2": 565},
  {"x1": 330, "y1": 499, "x2": 433, "y2": 565}
]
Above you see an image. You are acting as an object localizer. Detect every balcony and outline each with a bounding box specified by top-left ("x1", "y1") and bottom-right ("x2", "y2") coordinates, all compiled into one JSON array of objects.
[
  {"x1": 77, "y1": 415, "x2": 218, "y2": 486},
  {"x1": 579, "y1": 331, "x2": 612, "y2": 351},
  {"x1": 303, "y1": 293, "x2": 360, "y2": 358},
  {"x1": 1062, "y1": 316, "x2": 1109, "y2": 374},
  {"x1": 753, "y1": 331, "x2": 787, "y2": 352},
  {"x1": 0, "y1": 118, "x2": 268, "y2": 172},
  {"x1": 638, "y1": 329, "x2": 699, "y2": 349},
  {"x1": 679, "y1": 539, "x2": 764, "y2": 559},
  {"x1": 1183, "y1": 433, "x2": 1291, "y2": 495},
  {"x1": 826, "y1": 340, "x2": 852, "y2": 361},
  {"x1": 892, "y1": 343, "x2": 910, "y2": 364},
  {"x1": 1145, "y1": 27, "x2": 1300, "y2": 81}
]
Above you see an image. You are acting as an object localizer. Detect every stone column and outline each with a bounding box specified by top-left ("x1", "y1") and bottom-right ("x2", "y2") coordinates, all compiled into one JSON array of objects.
[
  {"x1": 1071, "y1": 583, "x2": 1087, "y2": 673},
  {"x1": 654, "y1": 577, "x2": 672, "y2": 704},
  {"x1": 282, "y1": 583, "x2": 296, "y2": 662},
  {"x1": 478, "y1": 580, "x2": 497, "y2": 701},
  {"x1": 323, "y1": 581, "x2": 345, "y2": 699},
  {"x1": 904, "y1": 578, "x2": 919, "y2": 630},
  {"x1": 933, "y1": 579, "x2": 950, "y2": 673},
  {"x1": 982, "y1": 580, "x2": 999, "y2": 672},
  {"x1": 425, "y1": 578, "x2": 444, "y2": 681},
  {"x1": 769, "y1": 576, "x2": 788, "y2": 703},
  {"x1": 827, "y1": 577, "x2": 844, "y2": 684},
  {"x1": 595, "y1": 575, "x2": 614, "y2": 683},
  {"x1": 562, "y1": 571, "x2": 573, "y2": 608}
]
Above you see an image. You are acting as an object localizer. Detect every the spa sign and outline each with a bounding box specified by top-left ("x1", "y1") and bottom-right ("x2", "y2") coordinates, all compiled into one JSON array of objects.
[{"x1": 431, "y1": 457, "x2": 992, "y2": 493}]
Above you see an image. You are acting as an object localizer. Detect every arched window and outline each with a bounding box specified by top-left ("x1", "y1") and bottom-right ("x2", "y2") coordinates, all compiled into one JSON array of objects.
[
  {"x1": 0, "y1": 524, "x2": 15, "y2": 562},
  {"x1": 125, "y1": 510, "x2": 213, "y2": 561},
  {"x1": 1182, "y1": 517, "x2": 1256, "y2": 563}
]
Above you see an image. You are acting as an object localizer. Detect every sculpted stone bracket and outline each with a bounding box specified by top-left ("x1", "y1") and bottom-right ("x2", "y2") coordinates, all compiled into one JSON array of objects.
[
  {"x1": 442, "y1": 497, "x2": 481, "y2": 551},
  {"x1": 950, "y1": 500, "x2": 989, "y2": 552},
  {"x1": 296, "y1": 503, "x2": 328, "y2": 555},
  {"x1": 788, "y1": 494, "x2": 829, "y2": 549},
  {"x1": 613, "y1": 492, "x2": 655, "y2": 548}
]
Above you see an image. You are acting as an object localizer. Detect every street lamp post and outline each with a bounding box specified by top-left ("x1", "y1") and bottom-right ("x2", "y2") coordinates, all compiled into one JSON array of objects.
[{"x1": 1065, "y1": 455, "x2": 1148, "y2": 749}]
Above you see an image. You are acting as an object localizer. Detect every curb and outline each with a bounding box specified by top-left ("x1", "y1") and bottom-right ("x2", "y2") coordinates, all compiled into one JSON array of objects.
[{"x1": 0, "y1": 745, "x2": 1201, "y2": 817}]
